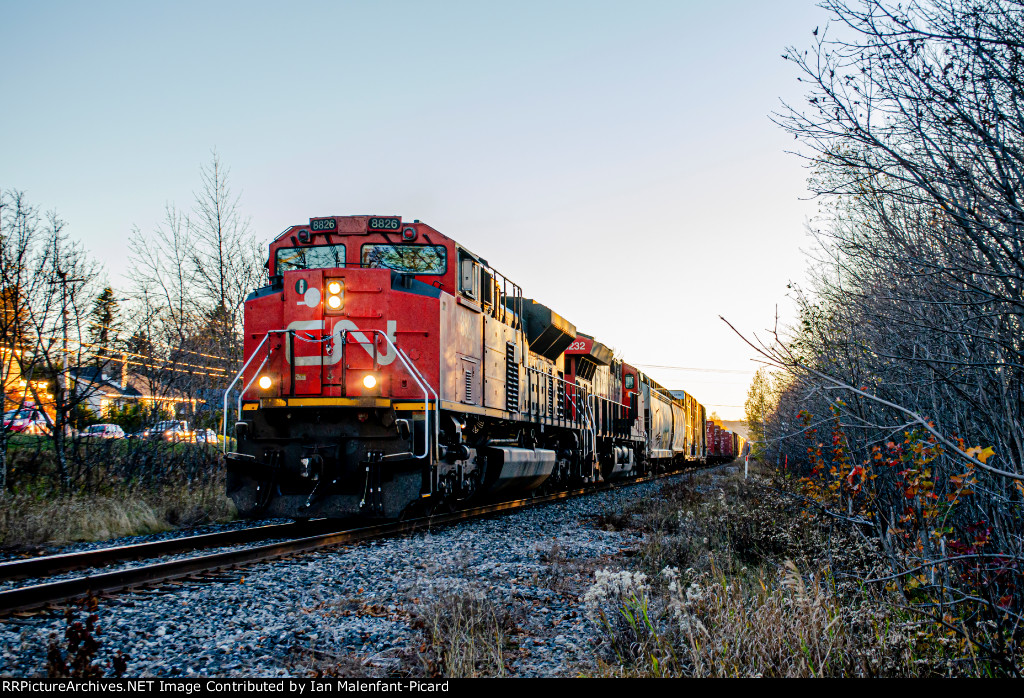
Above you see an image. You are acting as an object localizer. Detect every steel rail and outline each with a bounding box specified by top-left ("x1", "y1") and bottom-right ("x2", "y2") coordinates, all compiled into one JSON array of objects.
[
  {"x1": 0, "y1": 520, "x2": 344, "y2": 583},
  {"x1": 0, "y1": 469, "x2": 699, "y2": 616}
]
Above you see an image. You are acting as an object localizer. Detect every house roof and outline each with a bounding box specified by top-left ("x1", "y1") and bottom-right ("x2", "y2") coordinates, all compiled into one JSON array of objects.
[
  {"x1": 69, "y1": 367, "x2": 144, "y2": 400},
  {"x1": 121, "y1": 372, "x2": 193, "y2": 401},
  {"x1": 71, "y1": 366, "x2": 202, "y2": 404}
]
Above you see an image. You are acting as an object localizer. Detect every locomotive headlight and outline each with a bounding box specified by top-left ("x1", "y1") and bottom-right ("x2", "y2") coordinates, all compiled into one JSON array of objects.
[
  {"x1": 258, "y1": 375, "x2": 273, "y2": 390},
  {"x1": 362, "y1": 374, "x2": 377, "y2": 389},
  {"x1": 325, "y1": 278, "x2": 344, "y2": 312}
]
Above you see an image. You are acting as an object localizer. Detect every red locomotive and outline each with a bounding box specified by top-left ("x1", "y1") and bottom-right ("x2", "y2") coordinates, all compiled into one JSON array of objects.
[{"x1": 224, "y1": 216, "x2": 735, "y2": 519}]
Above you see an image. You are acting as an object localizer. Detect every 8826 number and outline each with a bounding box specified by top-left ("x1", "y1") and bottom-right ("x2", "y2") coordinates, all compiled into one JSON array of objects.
[
  {"x1": 368, "y1": 217, "x2": 401, "y2": 231},
  {"x1": 310, "y1": 218, "x2": 337, "y2": 232}
]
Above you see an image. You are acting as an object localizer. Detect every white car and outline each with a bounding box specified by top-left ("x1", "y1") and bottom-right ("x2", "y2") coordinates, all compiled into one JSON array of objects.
[
  {"x1": 194, "y1": 428, "x2": 218, "y2": 444},
  {"x1": 80, "y1": 423, "x2": 126, "y2": 439}
]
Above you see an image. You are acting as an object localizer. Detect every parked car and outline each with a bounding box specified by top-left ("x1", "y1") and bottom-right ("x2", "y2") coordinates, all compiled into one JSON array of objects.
[
  {"x1": 194, "y1": 428, "x2": 218, "y2": 444},
  {"x1": 80, "y1": 423, "x2": 125, "y2": 439},
  {"x1": 138, "y1": 420, "x2": 193, "y2": 442},
  {"x1": 2, "y1": 409, "x2": 49, "y2": 434}
]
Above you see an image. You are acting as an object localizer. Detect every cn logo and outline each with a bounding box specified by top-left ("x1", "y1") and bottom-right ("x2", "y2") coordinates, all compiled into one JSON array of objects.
[{"x1": 284, "y1": 320, "x2": 398, "y2": 366}]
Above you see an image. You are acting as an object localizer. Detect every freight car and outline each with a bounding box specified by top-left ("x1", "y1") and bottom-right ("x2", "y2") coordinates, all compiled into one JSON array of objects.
[
  {"x1": 224, "y1": 216, "x2": 710, "y2": 519},
  {"x1": 705, "y1": 418, "x2": 743, "y2": 465}
]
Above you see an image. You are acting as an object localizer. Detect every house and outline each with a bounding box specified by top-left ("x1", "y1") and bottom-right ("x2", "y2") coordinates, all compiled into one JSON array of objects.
[
  {"x1": 69, "y1": 366, "x2": 196, "y2": 418},
  {"x1": 0, "y1": 346, "x2": 53, "y2": 413}
]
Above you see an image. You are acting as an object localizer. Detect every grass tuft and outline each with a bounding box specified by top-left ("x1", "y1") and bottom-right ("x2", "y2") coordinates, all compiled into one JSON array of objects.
[{"x1": 412, "y1": 586, "x2": 522, "y2": 678}]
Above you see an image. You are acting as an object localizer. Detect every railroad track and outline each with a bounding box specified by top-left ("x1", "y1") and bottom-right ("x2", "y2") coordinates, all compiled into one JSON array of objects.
[
  {"x1": 0, "y1": 520, "x2": 342, "y2": 583},
  {"x1": 0, "y1": 468, "x2": 703, "y2": 616}
]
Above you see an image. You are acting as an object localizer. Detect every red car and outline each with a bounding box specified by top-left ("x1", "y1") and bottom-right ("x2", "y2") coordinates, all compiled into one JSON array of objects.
[{"x1": 3, "y1": 409, "x2": 49, "y2": 434}]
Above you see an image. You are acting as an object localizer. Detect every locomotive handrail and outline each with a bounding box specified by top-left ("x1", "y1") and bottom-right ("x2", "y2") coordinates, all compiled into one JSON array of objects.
[
  {"x1": 223, "y1": 327, "x2": 439, "y2": 461},
  {"x1": 523, "y1": 365, "x2": 581, "y2": 426},
  {"x1": 221, "y1": 329, "x2": 289, "y2": 452},
  {"x1": 585, "y1": 393, "x2": 598, "y2": 469},
  {"x1": 340, "y1": 328, "x2": 439, "y2": 461},
  {"x1": 236, "y1": 354, "x2": 271, "y2": 429}
]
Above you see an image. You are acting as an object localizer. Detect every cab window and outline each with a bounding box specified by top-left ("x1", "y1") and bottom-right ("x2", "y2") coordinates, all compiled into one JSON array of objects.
[
  {"x1": 625, "y1": 374, "x2": 635, "y2": 389},
  {"x1": 459, "y1": 251, "x2": 481, "y2": 299},
  {"x1": 275, "y1": 244, "x2": 347, "y2": 273},
  {"x1": 361, "y1": 244, "x2": 447, "y2": 274}
]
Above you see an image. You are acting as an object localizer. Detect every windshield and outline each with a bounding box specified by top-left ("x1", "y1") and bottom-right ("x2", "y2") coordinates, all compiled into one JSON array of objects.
[
  {"x1": 361, "y1": 244, "x2": 446, "y2": 274},
  {"x1": 6, "y1": 410, "x2": 36, "y2": 419},
  {"x1": 275, "y1": 244, "x2": 347, "y2": 273}
]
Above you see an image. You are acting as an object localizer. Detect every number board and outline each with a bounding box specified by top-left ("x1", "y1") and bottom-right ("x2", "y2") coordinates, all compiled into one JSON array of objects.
[
  {"x1": 309, "y1": 217, "x2": 337, "y2": 232},
  {"x1": 565, "y1": 337, "x2": 593, "y2": 354},
  {"x1": 367, "y1": 216, "x2": 401, "y2": 231}
]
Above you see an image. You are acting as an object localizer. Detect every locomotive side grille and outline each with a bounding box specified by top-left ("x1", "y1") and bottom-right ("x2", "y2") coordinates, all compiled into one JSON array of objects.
[
  {"x1": 464, "y1": 369, "x2": 473, "y2": 403},
  {"x1": 557, "y1": 372, "x2": 565, "y2": 420},
  {"x1": 505, "y1": 342, "x2": 519, "y2": 412},
  {"x1": 547, "y1": 374, "x2": 554, "y2": 417}
]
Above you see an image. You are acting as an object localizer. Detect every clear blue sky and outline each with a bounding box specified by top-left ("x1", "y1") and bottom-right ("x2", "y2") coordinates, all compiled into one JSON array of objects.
[{"x1": 1, "y1": 1, "x2": 830, "y2": 419}]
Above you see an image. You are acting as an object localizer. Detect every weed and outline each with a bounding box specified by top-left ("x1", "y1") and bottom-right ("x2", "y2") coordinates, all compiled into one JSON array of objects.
[
  {"x1": 412, "y1": 587, "x2": 522, "y2": 678},
  {"x1": 0, "y1": 478, "x2": 235, "y2": 548},
  {"x1": 45, "y1": 598, "x2": 128, "y2": 678},
  {"x1": 592, "y1": 512, "x2": 633, "y2": 531}
]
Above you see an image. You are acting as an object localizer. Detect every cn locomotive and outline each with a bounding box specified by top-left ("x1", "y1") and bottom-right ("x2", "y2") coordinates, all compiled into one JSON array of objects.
[{"x1": 224, "y1": 216, "x2": 737, "y2": 519}]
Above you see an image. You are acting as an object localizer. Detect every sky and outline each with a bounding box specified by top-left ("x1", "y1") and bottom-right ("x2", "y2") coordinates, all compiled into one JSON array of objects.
[{"x1": 0, "y1": 1, "x2": 832, "y2": 420}]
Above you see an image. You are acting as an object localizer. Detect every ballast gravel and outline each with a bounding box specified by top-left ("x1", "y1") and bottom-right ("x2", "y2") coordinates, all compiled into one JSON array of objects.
[{"x1": 0, "y1": 476, "x2": 706, "y2": 678}]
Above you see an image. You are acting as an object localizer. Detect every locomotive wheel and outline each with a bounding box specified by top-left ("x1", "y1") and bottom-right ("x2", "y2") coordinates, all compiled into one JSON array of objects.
[
  {"x1": 398, "y1": 498, "x2": 431, "y2": 521},
  {"x1": 227, "y1": 469, "x2": 276, "y2": 518}
]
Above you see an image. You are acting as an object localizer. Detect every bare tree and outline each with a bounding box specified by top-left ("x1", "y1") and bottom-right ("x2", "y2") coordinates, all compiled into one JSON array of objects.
[
  {"x1": 124, "y1": 152, "x2": 265, "y2": 425},
  {"x1": 0, "y1": 190, "x2": 41, "y2": 492},
  {"x1": 746, "y1": 0, "x2": 1024, "y2": 673},
  {"x1": 191, "y1": 151, "x2": 264, "y2": 364}
]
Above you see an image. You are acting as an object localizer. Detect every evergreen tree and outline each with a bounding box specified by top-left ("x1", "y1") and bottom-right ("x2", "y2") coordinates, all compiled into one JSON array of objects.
[{"x1": 87, "y1": 287, "x2": 121, "y2": 365}]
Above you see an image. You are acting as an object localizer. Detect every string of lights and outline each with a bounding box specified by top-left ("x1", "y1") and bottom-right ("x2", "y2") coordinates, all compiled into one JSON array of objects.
[
  {"x1": 77, "y1": 340, "x2": 229, "y2": 375},
  {"x1": 634, "y1": 363, "x2": 756, "y2": 375},
  {"x1": 12, "y1": 334, "x2": 233, "y2": 380},
  {"x1": 84, "y1": 320, "x2": 236, "y2": 362}
]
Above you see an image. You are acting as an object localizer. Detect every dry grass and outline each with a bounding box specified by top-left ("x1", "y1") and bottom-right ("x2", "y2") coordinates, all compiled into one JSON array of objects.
[
  {"x1": 582, "y1": 467, "x2": 963, "y2": 677},
  {"x1": 295, "y1": 586, "x2": 524, "y2": 678},
  {"x1": 0, "y1": 438, "x2": 236, "y2": 548},
  {"x1": 412, "y1": 587, "x2": 523, "y2": 678},
  {"x1": 0, "y1": 478, "x2": 235, "y2": 549}
]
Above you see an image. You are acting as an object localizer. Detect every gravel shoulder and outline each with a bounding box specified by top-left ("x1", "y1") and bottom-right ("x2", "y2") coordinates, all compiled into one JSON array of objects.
[{"x1": 0, "y1": 468, "x2": 737, "y2": 678}]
